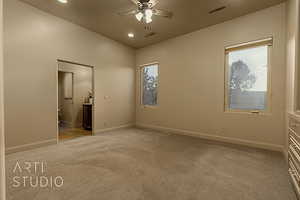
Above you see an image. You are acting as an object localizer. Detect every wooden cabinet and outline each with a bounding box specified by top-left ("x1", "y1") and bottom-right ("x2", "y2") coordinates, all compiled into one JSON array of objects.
[{"x1": 83, "y1": 104, "x2": 92, "y2": 130}]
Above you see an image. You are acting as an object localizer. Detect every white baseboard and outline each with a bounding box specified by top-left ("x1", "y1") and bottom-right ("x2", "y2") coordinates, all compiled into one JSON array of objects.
[
  {"x1": 5, "y1": 123, "x2": 284, "y2": 154},
  {"x1": 6, "y1": 124, "x2": 134, "y2": 154},
  {"x1": 136, "y1": 123, "x2": 284, "y2": 152},
  {"x1": 6, "y1": 139, "x2": 57, "y2": 155},
  {"x1": 94, "y1": 123, "x2": 134, "y2": 134}
]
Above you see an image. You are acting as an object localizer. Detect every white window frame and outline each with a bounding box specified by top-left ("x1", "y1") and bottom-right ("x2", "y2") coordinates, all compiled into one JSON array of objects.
[
  {"x1": 139, "y1": 62, "x2": 159, "y2": 108},
  {"x1": 224, "y1": 38, "x2": 273, "y2": 114}
]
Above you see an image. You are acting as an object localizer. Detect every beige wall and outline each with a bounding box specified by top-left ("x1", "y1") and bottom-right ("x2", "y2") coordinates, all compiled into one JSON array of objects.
[
  {"x1": 286, "y1": 0, "x2": 299, "y2": 154},
  {"x1": 0, "y1": 0, "x2": 5, "y2": 198},
  {"x1": 4, "y1": 0, "x2": 136, "y2": 149},
  {"x1": 58, "y1": 62, "x2": 93, "y2": 128},
  {"x1": 136, "y1": 4, "x2": 287, "y2": 150},
  {"x1": 286, "y1": 0, "x2": 298, "y2": 114}
]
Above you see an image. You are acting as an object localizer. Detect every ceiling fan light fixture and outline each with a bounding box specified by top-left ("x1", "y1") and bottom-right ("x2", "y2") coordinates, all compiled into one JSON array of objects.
[
  {"x1": 145, "y1": 9, "x2": 153, "y2": 18},
  {"x1": 135, "y1": 12, "x2": 143, "y2": 21},
  {"x1": 145, "y1": 9, "x2": 153, "y2": 24},
  {"x1": 145, "y1": 16, "x2": 152, "y2": 24},
  {"x1": 57, "y1": 0, "x2": 68, "y2": 4}
]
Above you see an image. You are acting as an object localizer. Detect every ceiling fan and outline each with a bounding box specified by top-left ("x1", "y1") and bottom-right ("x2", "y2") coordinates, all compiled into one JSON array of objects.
[{"x1": 118, "y1": 0, "x2": 173, "y2": 24}]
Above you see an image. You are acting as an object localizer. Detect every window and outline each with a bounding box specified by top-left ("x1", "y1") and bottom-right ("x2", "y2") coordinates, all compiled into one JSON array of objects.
[
  {"x1": 141, "y1": 64, "x2": 159, "y2": 106},
  {"x1": 225, "y1": 38, "x2": 272, "y2": 112}
]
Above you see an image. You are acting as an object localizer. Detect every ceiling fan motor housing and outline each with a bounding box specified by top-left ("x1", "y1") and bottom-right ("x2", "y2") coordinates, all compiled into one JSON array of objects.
[
  {"x1": 138, "y1": 0, "x2": 153, "y2": 10},
  {"x1": 139, "y1": 0, "x2": 151, "y2": 3}
]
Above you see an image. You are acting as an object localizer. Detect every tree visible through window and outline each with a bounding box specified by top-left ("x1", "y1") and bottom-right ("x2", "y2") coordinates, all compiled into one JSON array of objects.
[
  {"x1": 225, "y1": 40, "x2": 271, "y2": 112},
  {"x1": 141, "y1": 64, "x2": 158, "y2": 106}
]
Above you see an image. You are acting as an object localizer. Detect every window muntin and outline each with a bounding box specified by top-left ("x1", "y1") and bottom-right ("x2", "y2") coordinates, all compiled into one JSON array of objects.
[
  {"x1": 225, "y1": 39, "x2": 271, "y2": 112},
  {"x1": 141, "y1": 64, "x2": 159, "y2": 106}
]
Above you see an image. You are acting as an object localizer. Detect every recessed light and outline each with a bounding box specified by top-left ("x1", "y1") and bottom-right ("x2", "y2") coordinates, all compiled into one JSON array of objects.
[
  {"x1": 128, "y1": 33, "x2": 134, "y2": 38},
  {"x1": 57, "y1": 0, "x2": 68, "y2": 4}
]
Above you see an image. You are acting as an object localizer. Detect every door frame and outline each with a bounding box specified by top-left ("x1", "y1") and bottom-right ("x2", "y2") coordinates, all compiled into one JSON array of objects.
[{"x1": 56, "y1": 59, "x2": 95, "y2": 142}]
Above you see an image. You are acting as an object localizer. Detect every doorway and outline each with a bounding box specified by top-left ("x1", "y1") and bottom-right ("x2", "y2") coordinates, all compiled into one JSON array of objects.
[{"x1": 57, "y1": 60, "x2": 94, "y2": 141}]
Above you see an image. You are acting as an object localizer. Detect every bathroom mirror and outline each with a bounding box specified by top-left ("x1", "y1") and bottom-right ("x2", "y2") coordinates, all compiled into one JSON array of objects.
[
  {"x1": 63, "y1": 72, "x2": 73, "y2": 99},
  {"x1": 58, "y1": 71, "x2": 73, "y2": 100}
]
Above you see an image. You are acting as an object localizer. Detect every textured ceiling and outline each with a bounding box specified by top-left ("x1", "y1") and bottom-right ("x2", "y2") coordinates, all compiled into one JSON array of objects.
[{"x1": 19, "y1": 0, "x2": 285, "y2": 48}]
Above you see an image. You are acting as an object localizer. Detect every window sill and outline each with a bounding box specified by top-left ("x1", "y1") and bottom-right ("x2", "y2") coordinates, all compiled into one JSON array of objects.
[
  {"x1": 140, "y1": 105, "x2": 158, "y2": 109},
  {"x1": 224, "y1": 110, "x2": 271, "y2": 116}
]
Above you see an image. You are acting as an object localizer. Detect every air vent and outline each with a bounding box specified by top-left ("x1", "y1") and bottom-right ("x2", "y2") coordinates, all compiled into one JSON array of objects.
[
  {"x1": 144, "y1": 26, "x2": 152, "y2": 31},
  {"x1": 145, "y1": 32, "x2": 156, "y2": 38},
  {"x1": 209, "y1": 6, "x2": 226, "y2": 14}
]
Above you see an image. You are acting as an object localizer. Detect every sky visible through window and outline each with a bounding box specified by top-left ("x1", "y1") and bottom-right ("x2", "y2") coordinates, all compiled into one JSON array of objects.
[
  {"x1": 144, "y1": 65, "x2": 158, "y2": 78},
  {"x1": 229, "y1": 46, "x2": 268, "y2": 92},
  {"x1": 142, "y1": 64, "x2": 158, "y2": 106}
]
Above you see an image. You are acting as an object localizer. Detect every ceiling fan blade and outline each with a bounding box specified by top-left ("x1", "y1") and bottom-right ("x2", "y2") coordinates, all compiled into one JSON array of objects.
[
  {"x1": 149, "y1": 0, "x2": 159, "y2": 8},
  {"x1": 153, "y1": 9, "x2": 173, "y2": 18},
  {"x1": 129, "y1": 0, "x2": 141, "y2": 5},
  {"x1": 118, "y1": 9, "x2": 138, "y2": 16}
]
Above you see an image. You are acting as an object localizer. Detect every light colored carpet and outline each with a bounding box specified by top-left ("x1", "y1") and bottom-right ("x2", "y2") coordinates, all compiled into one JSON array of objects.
[{"x1": 5, "y1": 128, "x2": 297, "y2": 200}]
